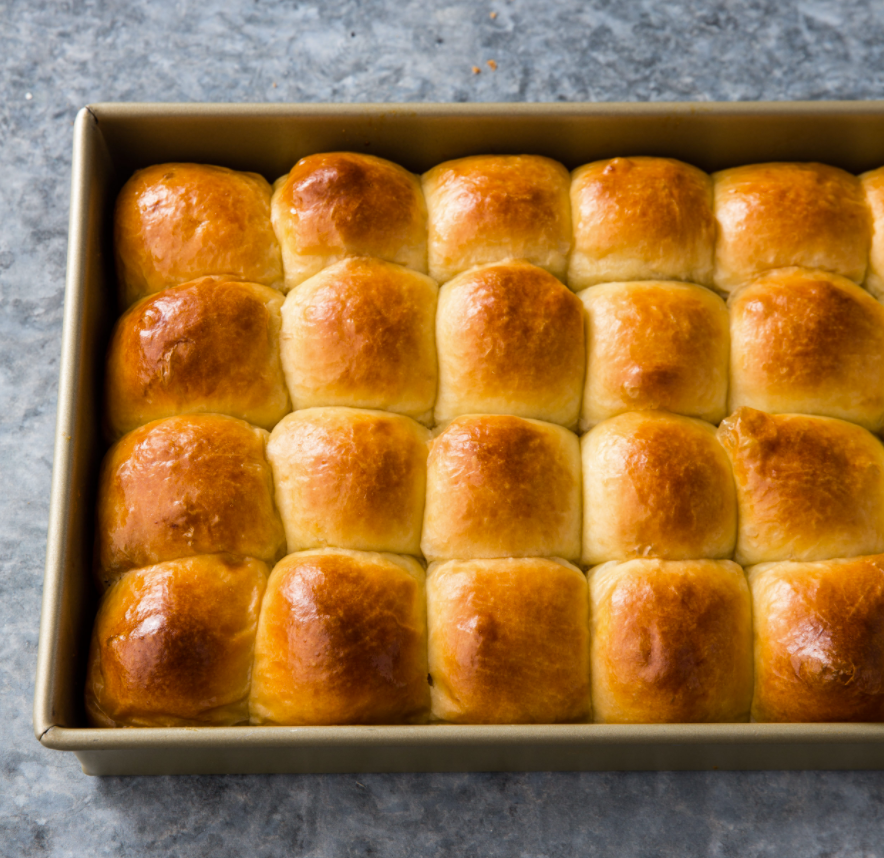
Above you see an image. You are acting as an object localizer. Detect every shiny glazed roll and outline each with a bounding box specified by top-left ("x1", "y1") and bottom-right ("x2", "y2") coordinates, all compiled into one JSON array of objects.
[
  {"x1": 426, "y1": 557, "x2": 590, "y2": 724},
  {"x1": 717, "y1": 408, "x2": 884, "y2": 566},
  {"x1": 95, "y1": 414, "x2": 286, "y2": 590},
  {"x1": 104, "y1": 276, "x2": 291, "y2": 439},
  {"x1": 114, "y1": 163, "x2": 283, "y2": 308},
  {"x1": 861, "y1": 166, "x2": 884, "y2": 300},
  {"x1": 581, "y1": 411, "x2": 737, "y2": 566},
  {"x1": 434, "y1": 260, "x2": 585, "y2": 428},
  {"x1": 728, "y1": 268, "x2": 884, "y2": 431},
  {"x1": 421, "y1": 415, "x2": 582, "y2": 562},
  {"x1": 569, "y1": 157, "x2": 715, "y2": 290},
  {"x1": 249, "y1": 549, "x2": 429, "y2": 725},
  {"x1": 749, "y1": 555, "x2": 884, "y2": 722},
  {"x1": 422, "y1": 155, "x2": 572, "y2": 283},
  {"x1": 712, "y1": 162, "x2": 870, "y2": 293},
  {"x1": 267, "y1": 408, "x2": 429, "y2": 556},
  {"x1": 271, "y1": 152, "x2": 428, "y2": 292},
  {"x1": 579, "y1": 281, "x2": 729, "y2": 431},
  {"x1": 85, "y1": 554, "x2": 268, "y2": 727},
  {"x1": 589, "y1": 558, "x2": 753, "y2": 724},
  {"x1": 280, "y1": 257, "x2": 438, "y2": 424}
]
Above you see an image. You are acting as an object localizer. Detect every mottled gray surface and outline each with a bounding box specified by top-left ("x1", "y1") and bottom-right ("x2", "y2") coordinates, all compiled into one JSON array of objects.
[{"x1": 3, "y1": 0, "x2": 884, "y2": 854}]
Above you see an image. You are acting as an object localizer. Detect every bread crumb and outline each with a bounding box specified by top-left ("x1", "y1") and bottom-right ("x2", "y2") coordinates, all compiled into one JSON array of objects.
[
  {"x1": 272, "y1": 82, "x2": 277, "y2": 88},
  {"x1": 490, "y1": 10, "x2": 497, "y2": 17},
  {"x1": 487, "y1": 60, "x2": 497, "y2": 70},
  {"x1": 472, "y1": 66, "x2": 481, "y2": 74}
]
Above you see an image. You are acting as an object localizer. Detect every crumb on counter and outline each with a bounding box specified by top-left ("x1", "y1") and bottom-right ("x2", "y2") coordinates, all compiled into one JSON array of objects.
[
  {"x1": 487, "y1": 60, "x2": 497, "y2": 70},
  {"x1": 472, "y1": 66, "x2": 481, "y2": 74}
]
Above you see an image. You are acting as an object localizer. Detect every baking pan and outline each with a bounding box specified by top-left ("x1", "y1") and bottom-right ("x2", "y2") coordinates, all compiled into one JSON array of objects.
[{"x1": 35, "y1": 101, "x2": 884, "y2": 775}]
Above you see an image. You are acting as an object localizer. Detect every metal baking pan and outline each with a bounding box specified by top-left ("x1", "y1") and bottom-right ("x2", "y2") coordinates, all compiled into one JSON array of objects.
[{"x1": 35, "y1": 101, "x2": 884, "y2": 775}]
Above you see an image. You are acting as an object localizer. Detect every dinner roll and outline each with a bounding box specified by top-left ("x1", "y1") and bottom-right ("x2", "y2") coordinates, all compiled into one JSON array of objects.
[
  {"x1": 85, "y1": 554, "x2": 268, "y2": 727},
  {"x1": 435, "y1": 260, "x2": 585, "y2": 428},
  {"x1": 271, "y1": 152, "x2": 427, "y2": 292},
  {"x1": 861, "y1": 166, "x2": 884, "y2": 300},
  {"x1": 421, "y1": 415, "x2": 581, "y2": 562},
  {"x1": 579, "y1": 281, "x2": 729, "y2": 431},
  {"x1": 280, "y1": 257, "x2": 438, "y2": 424},
  {"x1": 749, "y1": 555, "x2": 884, "y2": 722},
  {"x1": 426, "y1": 557, "x2": 590, "y2": 724},
  {"x1": 569, "y1": 157, "x2": 715, "y2": 290},
  {"x1": 589, "y1": 558, "x2": 752, "y2": 724},
  {"x1": 95, "y1": 414, "x2": 285, "y2": 590},
  {"x1": 712, "y1": 162, "x2": 870, "y2": 293},
  {"x1": 104, "y1": 276, "x2": 291, "y2": 439},
  {"x1": 267, "y1": 408, "x2": 429, "y2": 556},
  {"x1": 581, "y1": 411, "x2": 737, "y2": 566},
  {"x1": 114, "y1": 163, "x2": 283, "y2": 308},
  {"x1": 250, "y1": 549, "x2": 429, "y2": 725},
  {"x1": 422, "y1": 155, "x2": 572, "y2": 283},
  {"x1": 729, "y1": 268, "x2": 884, "y2": 431},
  {"x1": 717, "y1": 408, "x2": 884, "y2": 566}
]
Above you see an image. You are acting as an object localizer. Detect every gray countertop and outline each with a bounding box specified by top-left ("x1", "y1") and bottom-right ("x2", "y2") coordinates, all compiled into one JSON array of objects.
[{"x1": 3, "y1": 1, "x2": 884, "y2": 854}]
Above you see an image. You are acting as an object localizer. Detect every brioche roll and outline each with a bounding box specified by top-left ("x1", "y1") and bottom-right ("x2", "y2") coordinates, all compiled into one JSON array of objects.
[
  {"x1": 250, "y1": 549, "x2": 429, "y2": 725},
  {"x1": 114, "y1": 163, "x2": 282, "y2": 308},
  {"x1": 435, "y1": 260, "x2": 585, "y2": 428},
  {"x1": 422, "y1": 155, "x2": 572, "y2": 283},
  {"x1": 569, "y1": 157, "x2": 715, "y2": 290},
  {"x1": 267, "y1": 408, "x2": 429, "y2": 556},
  {"x1": 717, "y1": 408, "x2": 884, "y2": 566},
  {"x1": 589, "y1": 558, "x2": 752, "y2": 724},
  {"x1": 861, "y1": 167, "x2": 884, "y2": 301},
  {"x1": 422, "y1": 415, "x2": 582, "y2": 562},
  {"x1": 271, "y1": 152, "x2": 427, "y2": 291},
  {"x1": 85, "y1": 554, "x2": 268, "y2": 727},
  {"x1": 95, "y1": 414, "x2": 285, "y2": 590},
  {"x1": 750, "y1": 556, "x2": 884, "y2": 722},
  {"x1": 579, "y1": 281, "x2": 729, "y2": 430},
  {"x1": 426, "y1": 557, "x2": 590, "y2": 724}
]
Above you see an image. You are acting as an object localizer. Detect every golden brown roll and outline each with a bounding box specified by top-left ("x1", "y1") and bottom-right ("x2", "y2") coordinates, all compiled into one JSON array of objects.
[
  {"x1": 426, "y1": 557, "x2": 590, "y2": 724},
  {"x1": 860, "y1": 166, "x2": 884, "y2": 300},
  {"x1": 104, "y1": 276, "x2": 291, "y2": 439},
  {"x1": 114, "y1": 163, "x2": 283, "y2": 308},
  {"x1": 579, "y1": 281, "x2": 729, "y2": 431},
  {"x1": 434, "y1": 260, "x2": 585, "y2": 428},
  {"x1": 421, "y1": 415, "x2": 582, "y2": 562},
  {"x1": 589, "y1": 558, "x2": 753, "y2": 724},
  {"x1": 85, "y1": 554, "x2": 268, "y2": 727},
  {"x1": 280, "y1": 257, "x2": 438, "y2": 424},
  {"x1": 712, "y1": 162, "x2": 870, "y2": 293},
  {"x1": 422, "y1": 155, "x2": 572, "y2": 283},
  {"x1": 749, "y1": 555, "x2": 884, "y2": 722},
  {"x1": 581, "y1": 411, "x2": 737, "y2": 566},
  {"x1": 249, "y1": 549, "x2": 429, "y2": 725},
  {"x1": 95, "y1": 414, "x2": 286, "y2": 590},
  {"x1": 271, "y1": 152, "x2": 428, "y2": 292},
  {"x1": 729, "y1": 268, "x2": 884, "y2": 431},
  {"x1": 569, "y1": 157, "x2": 715, "y2": 290},
  {"x1": 717, "y1": 408, "x2": 884, "y2": 566},
  {"x1": 267, "y1": 407, "x2": 429, "y2": 556}
]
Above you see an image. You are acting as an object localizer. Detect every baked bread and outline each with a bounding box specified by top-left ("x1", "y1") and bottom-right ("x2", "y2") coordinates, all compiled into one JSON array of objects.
[
  {"x1": 271, "y1": 152, "x2": 427, "y2": 292},
  {"x1": 589, "y1": 558, "x2": 752, "y2": 724},
  {"x1": 426, "y1": 557, "x2": 590, "y2": 724},
  {"x1": 717, "y1": 408, "x2": 884, "y2": 566},
  {"x1": 860, "y1": 166, "x2": 884, "y2": 300},
  {"x1": 728, "y1": 267, "x2": 884, "y2": 431},
  {"x1": 104, "y1": 276, "x2": 291, "y2": 439},
  {"x1": 749, "y1": 555, "x2": 884, "y2": 722},
  {"x1": 434, "y1": 260, "x2": 584, "y2": 428},
  {"x1": 581, "y1": 411, "x2": 737, "y2": 566},
  {"x1": 85, "y1": 554, "x2": 268, "y2": 727},
  {"x1": 114, "y1": 163, "x2": 283, "y2": 308},
  {"x1": 267, "y1": 407, "x2": 429, "y2": 556},
  {"x1": 280, "y1": 257, "x2": 438, "y2": 425},
  {"x1": 250, "y1": 549, "x2": 429, "y2": 725},
  {"x1": 712, "y1": 162, "x2": 870, "y2": 293},
  {"x1": 95, "y1": 414, "x2": 285, "y2": 590},
  {"x1": 422, "y1": 155, "x2": 572, "y2": 283},
  {"x1": 569, "y1": 157, "x2": 715, "y2": 290},
  {"x1": 421, "y1": 414, "x2": 582, "y2": 562},
  {"x1": 579, "y1": 280, "x2": 729, "y2": 431}
]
